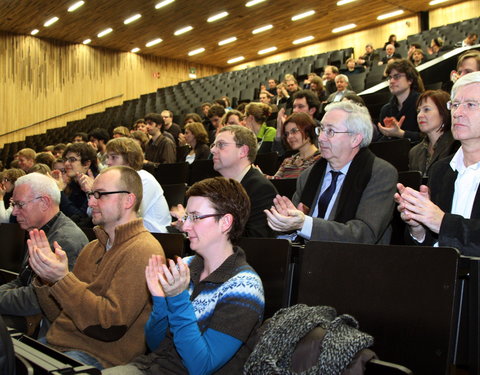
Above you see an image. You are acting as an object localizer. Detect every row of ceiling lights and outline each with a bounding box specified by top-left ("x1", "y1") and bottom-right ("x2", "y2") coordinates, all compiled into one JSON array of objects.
[{"x1": 29, "y1": 0, "x2": 453, "y2": 64}]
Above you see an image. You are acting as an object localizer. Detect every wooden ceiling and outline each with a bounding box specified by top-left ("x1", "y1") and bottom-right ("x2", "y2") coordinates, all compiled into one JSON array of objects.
[{"x1": 0, "y1": 0, "x2": 465, "y2": 68}]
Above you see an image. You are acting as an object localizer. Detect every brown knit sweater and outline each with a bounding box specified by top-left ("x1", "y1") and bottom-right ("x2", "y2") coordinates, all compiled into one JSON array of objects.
[{"x1": 34, "y1": 218, "x2": 165, "y2": 368}]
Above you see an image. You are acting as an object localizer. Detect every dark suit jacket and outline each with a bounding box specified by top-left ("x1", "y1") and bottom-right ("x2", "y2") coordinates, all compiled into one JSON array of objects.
[
  {"x1": 416, "y1": 154, "x2": 480, "y2": 256},
  {"x1": 381, "y1": 53, "x2": 402, "y2": 65},
  {"x1": 326, "y1": 89, "x2": 356, "y2": 104},
  {"x1": 241, "y1": 167, "x2": 278, "y2": 238}
]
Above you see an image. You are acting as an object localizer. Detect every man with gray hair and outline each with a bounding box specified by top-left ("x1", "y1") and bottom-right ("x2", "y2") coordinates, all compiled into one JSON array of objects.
[
  {"x1": 0, "y1": 173, "x2": 88, "y2": 334},
  {"x1": 396, "y1": 71, "x2": 480, "y2": 256},
  {"x1": 325, "y1": 74, "x2": 356, "y2": 103},
  {"x1": 265, "y1": 101, "x2": 398, "y2": 243}
]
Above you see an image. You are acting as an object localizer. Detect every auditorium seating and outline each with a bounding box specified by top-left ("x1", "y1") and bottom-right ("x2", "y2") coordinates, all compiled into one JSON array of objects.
[{"x1": 292, "y1": 241, "x2": 460, "y2": 375}]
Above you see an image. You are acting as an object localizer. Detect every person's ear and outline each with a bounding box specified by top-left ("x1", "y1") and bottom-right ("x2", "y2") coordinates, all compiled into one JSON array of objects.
[{"x1": 221, "y1": 214, "x2": 234, "y2": 234}]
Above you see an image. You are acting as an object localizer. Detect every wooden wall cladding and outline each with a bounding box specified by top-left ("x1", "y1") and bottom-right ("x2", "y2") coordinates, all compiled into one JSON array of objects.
[{"x1": 0, "y1": 32, "x2": 221, "y2": 147}]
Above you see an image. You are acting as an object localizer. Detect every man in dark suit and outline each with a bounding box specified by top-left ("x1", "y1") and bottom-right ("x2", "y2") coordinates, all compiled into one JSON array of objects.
[
  {"x1": 265, "y1": 101, "x2": 397, "y2": 244},
  {"x1": 211, "y1": 125, "x2": 277, "y2": 238},
  {"x1": 171, "y1": 125, "x2": 277, "y2": 238},
  {"x1": 396, "y1": 72, "x2": 480, "y2": 256},
  {"x1": 378, "y1": 44, "x2": 401, "y2": 65}
]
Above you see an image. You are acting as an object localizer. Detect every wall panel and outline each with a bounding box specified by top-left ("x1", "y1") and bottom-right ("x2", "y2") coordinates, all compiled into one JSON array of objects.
[{"x1": 0, "y1": 32, "x2": 221, "y2": 147}]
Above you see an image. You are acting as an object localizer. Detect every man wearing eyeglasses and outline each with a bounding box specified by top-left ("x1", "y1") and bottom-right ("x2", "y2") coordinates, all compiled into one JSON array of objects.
[
  {"x1": 377, "y1": 59, "x2": 425, "y2": 143},
  {"x1": 0, "y1": 173, "x2": 88, "y2": 335},
  {"x1": 265, "y1": 101, "x2": 397, "y2": 244},
  {"x1": 174, "y1": 125, "x2": 277, "y2": 238},
  {"x1": 28, "y1": 166, "x2": 165, "y2": 369},
  {"x1": 396, "y1": 72, "x2": 480, "y2": 256}
]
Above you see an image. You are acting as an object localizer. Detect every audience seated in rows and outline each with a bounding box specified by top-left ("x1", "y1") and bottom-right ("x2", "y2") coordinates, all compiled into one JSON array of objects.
[
  {"x1": 409, "y1": 90, "x2": 460, "y2": 177},
  {"x1": 29, "y1": 166, "x2": 164, "y2": 369},
  {"x1": 0, "y1": 173, "x2": 87, "y2": 335},
  {"x1": 455, "y1": 32, "x2": 478, "y2": 48},
  {"x1": 104, "y1": 177, "x2": 264, "y2": 374},
  {"x1": 397, "y1": 71, "x2": 480, "y2": 256},
  {"x1": 265, "y1": 101, "x2": 398, "y2": 244},
  {"x1": 383, "y1": 34, "x2": 400, "y2": 50}
]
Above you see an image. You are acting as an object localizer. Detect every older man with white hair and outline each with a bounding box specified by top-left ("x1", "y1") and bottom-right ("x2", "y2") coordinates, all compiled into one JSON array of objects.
[
  {"x1": 266, "y1": 101, "x2": 398, "y2": 243},
  {"x1": 397, "y1": 71, "x2": 480, "y2": 255},
  {"x1": 0, "y1": 173, "x2": 88, "y2": 334}
]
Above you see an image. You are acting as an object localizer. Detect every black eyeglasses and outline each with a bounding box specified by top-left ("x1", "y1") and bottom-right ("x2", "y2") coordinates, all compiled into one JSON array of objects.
[{"x1": 87, "y1": 190, "x2": 130, "y2": 199}]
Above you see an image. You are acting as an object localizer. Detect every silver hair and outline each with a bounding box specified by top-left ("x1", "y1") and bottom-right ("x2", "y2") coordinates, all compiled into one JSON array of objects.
[
  {"x1": 14, "y1": 172, "x2": 61, "y2": 205},
  {"x1": 335, "y1": 74, "x2": 349, "y2": 83},
  {"x1": 323, "y1": 101, "x2": 373, "y2": 148},
  {"x1": 451, "y1": 71, "x2": 480, "y2": 99}
]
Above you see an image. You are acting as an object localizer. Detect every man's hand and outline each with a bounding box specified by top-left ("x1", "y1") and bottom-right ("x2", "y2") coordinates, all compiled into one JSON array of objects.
[
  {"x1": 378, "y1": 116, "x2": 406, "y2": 138},
  {"x1": 276, "y1": 108, "x2": 287, "y2": 138},
  {"x1": 170, "y1": 204, "x2": 186, "y2": 230},
  {"x1": 397, "y1": 184, "x2": 445, "y2": 234},
  {"x1": 77, "y1": 170, "x2": 95, "y2": 193},
  {"x1": 28, "y1": 229, "x2": 69, "y2": 284},
  {"x1": 264, "y1": 195, "x2": 306, "y2": 232}
]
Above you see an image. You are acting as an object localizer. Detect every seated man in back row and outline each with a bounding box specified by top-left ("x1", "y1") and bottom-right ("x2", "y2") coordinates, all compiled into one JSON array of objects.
[{"x1": 265, "y1": 101, "x2": 398, "y2": 244}]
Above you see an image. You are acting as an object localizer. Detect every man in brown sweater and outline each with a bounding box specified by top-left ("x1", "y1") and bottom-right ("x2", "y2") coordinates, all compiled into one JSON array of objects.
[{"x1": 28, "y1": 166, "x2": 165, "y2": 369}]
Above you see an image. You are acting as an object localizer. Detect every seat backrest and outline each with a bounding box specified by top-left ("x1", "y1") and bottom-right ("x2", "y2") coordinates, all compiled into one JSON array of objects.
[
  {"x1": 369, "y1": 138, "x2": 411, "y2": 171},
  {"x1": 270, "y1": 178, "x2": 297, "y2": 200},
  {"x1": 293, "y1": 241, "x2": 459, "y2": 375},
  {"x1": 188, "y1": 159, "x2": 219, "y2": 186},
  {"x1": 0, "y1": 223, "x2": 27, "y2": 273},
  {"x1": 162, "y1": 183, "x2": 187, "y2": 207},
  {"x1": 152, "y1": 162, "x2": 189, "y2": 185},
  {"x1": 238, "y1": 238, "x2": 293, "y2": 319},
  {"x1": 254, "y1": 152, "x2": 278, "y2": 176},
  {"x1": 151, "y1": 232, "x2": 187, "y2": 259},
  {"x1": 0, "y1": 316, "x2": 15, "y2": 375}
]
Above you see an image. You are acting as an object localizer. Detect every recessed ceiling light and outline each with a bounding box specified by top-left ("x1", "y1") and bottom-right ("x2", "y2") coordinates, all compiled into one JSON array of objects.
[
  {"x1": 258, "y1": 46, "x2": 277, "y2": 55},
  {"x1": 124, "y1": 14, "x2": 142, "y2": 25},
  {"x1": 189, "y1": 73, "x2": 197, "y2": 79},
  {"x1": 131, "y1": 47, "x2": 140, "y2": 53},
  {"x1": 31, "y1": 29, "x2": 39, "y2": 35},
  {"x1": 377, "y1": 10, "x2": 404, "y2": 20},
  {"x1": 429, "y1": 0, "x2": 450, "y2": 5},
  {"x1": 337, "y1": 0, "x2": 357, "y2": 5},
  {"x1": 97, "y1": 28, "x2": 113, "y2": 38},
  {"x1": 227, "y1": 56, "x2": 245, "y2": 64},
  {"x1": 291, "y1": 10, "x2": 315, "y2": 21},
  {"x1": 44, "y1": 17, "x2": 59, "y2": 27},
  {"x1": 292, "y1": 36, "x2": 314, "y2": 45},
  {"x1": 246, "y1": 0, "x2": 266, "y2": 7},
  {"x1": 174, "y1": 26, "x2": 193, "y2": 36},
  {"x1": 332, "y1": 23, "x2": 356, "y2": 33},
  {"x1": 252, "y1": 24, "x2": 273, "y2": 34},
  {"x1": 68, "y1": 1, "x2": 85, "y2": 12},
  {"x1": 155, "y1": 0, "x2": 175, "y2": 9},
  {"x1": 146, "y1": 38, "x2": 162, "y2": 47},
  {"x1": 208, "y1": 11, "x2": 229, "y2": 22},
  {"x1": 83, "y1": 38, "x2": 91, "y2": 44},
  {"x1": 188, "y1": 48, "x2": 205, "y2": 56},
  {"x1": 218, "y1": 37, "x2": 237, "y2": 46}
]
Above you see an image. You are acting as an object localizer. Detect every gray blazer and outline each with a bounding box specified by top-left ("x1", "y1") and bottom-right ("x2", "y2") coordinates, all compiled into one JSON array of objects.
[{"x1": 292, "y1": 156, "x2": 398, "y2": 244}]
